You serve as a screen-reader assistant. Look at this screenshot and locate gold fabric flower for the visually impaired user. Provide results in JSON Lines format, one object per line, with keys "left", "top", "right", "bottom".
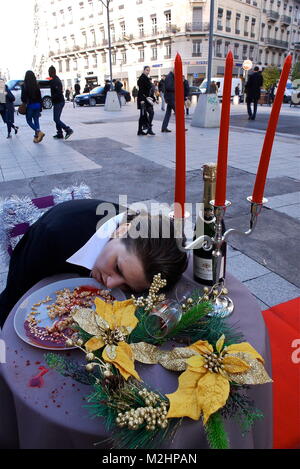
{"left": 72, "top": 297, "right": 141, "bottom": 381}
{"left": 166, "top": 335, "right": 272, "bottom": 424}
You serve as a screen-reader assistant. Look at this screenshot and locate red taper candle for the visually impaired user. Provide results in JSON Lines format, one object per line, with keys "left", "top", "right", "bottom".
{"left": 252, "top": 55, "right": 292, "bottom": 204}
{"left": 174, "top": 53, "right": 186, "bottom": 218}
{"left": 215, "top": 51, "right": 233, "bottom": 206}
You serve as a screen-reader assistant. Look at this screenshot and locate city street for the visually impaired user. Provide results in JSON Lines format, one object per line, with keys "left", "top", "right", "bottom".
{"left": 0, "top": 100, "right": 299, "bottom": 310}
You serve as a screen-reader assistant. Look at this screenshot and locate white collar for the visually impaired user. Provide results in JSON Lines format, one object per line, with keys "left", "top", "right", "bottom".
{"left": 66, "top": 212, "right": 125, "bottom": 270}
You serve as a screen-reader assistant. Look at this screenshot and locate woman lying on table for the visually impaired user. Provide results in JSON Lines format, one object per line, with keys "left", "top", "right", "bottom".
{"left": 0, "top": 199, "right": 188, "bottom": 327}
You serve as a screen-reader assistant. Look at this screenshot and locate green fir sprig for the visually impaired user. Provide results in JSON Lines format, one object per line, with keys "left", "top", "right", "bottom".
{"left": 205, "top": 412, "right": 230, "bottom": 449}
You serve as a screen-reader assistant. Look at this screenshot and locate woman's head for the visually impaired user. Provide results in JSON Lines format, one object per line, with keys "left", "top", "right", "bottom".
{"left": 91, "top": 212, "right": 188, "bottom": 293}
{"left": 143, "top": 66, "right": 150, "bottom": 76}
{"left": 24, "top": 70, "right": 38, "bottom": 88}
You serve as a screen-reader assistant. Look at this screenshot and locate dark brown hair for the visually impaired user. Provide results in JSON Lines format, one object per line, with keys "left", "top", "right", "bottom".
{"left": 120, "top": 212, "right": 188, "bottom": 290}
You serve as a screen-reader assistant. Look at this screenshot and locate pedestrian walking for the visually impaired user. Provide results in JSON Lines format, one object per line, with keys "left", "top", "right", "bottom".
{"left": 183, "top": 76, "right": 190, "bottom": 116}
{"left": 103, "top": 79, "right": 111, "bottom": 101}
{"left": 209, "top": 81, "right": 218, "bottom": 94}
{"left": 0, "top": 84, "right": 18, "bottom": 139}
{"left": 83, "top": 84, "right": 89, "bottom": 93}
{"left": 161, "top": 71, "right": 175, "bottom": 133}
{"left": 268, "top": 84, "right": 275, "bottom": 106}
{"left": 132, "top": 86, "right": 138, "bottom": 103}
{"left": 48, "top": 65, "right": 73, "bottom": 140}
{"left": 114, "top": 79, "right": 123, "bottom": 106}
{"left": 65, "top": 88, "right": 70, "bottom": 101}
{"left": 245, "top": 66, "right": 264, "bottom": 120}
{"left": 137, "top": 66, "right": 155, "bottom": 136}
{"left": 21, "top": 70, "right": 44, "bottom": 143}
{"left": 159, "top": 76, "right": 166, "bottom": 111}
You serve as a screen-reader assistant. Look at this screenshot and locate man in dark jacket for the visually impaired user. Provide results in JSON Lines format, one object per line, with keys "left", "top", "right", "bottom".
{"left": 0, "top": 85, "right": 18, "bottom": 138}
{"left": 183, "top": 76, "right": 190, "bottom": 116}
{"left": 137, "top": 66, "right": 155, "bottom": 135}
{"left": 245, "top": 66, "right": 264, "bottom": 120}
{"left": 49, "top": 66, "right": 74, "bottom": 139}
{"left": 159, "top": 76, "right": 166, "bottom": 111}
{"left": 161, "top": 71, "right": 175, "bottom": 132}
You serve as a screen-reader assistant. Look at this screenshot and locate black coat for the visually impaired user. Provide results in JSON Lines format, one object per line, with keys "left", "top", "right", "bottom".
{"left": 137, "top": 73, "right": 152, "bottom": 109}
{"left": 184, "top": 80, "right": 190, "bottom": 100}
{"left": 0, "top": 199, "right": 121, "bottom": 327}
{"left": 164, "top": 72, "right": 175, "bottom": 106}
{"left": 50, "top": 75, "right": 65, "bottom": 104}
{"left": 245, "top": 71, "right": 263, "bottom": 101}
{"left": 21, "top": 83, "right": 42, "bottom": 106}
{"left": 1, "top": 86, "right": 15, "bottom": 124}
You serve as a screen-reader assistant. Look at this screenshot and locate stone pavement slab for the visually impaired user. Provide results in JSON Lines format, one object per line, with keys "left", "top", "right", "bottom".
{"left": 244, "top": 272, "right": 300, "bottom": 307}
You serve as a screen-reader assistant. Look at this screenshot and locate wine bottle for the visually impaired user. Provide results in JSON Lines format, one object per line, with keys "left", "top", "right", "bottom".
{"left": 193, "top": 163, "right": 227, "bottom": 286}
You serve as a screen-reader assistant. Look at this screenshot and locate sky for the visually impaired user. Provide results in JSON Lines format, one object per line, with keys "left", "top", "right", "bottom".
{"left": 0, "top": 0, "right": 35, "bottom": 79}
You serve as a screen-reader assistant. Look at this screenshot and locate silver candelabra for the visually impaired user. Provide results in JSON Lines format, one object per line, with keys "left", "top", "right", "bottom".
{"left": 184, "top": 197, "right": 267, "bottom": 317}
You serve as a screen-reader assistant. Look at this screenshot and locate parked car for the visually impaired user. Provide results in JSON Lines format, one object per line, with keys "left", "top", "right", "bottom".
{"left": 275, "top": 80, "right": 296, "bottom": 103}
{"left": 6, "top": 79, "right": 53, "bottom": 109}
{"left": 75, "top": 86, "right": 131, "bottom": 106}
{"left": 199, "top": 77, "right": 242, "bottom": 98}
{"left": 189, "top": 86, "right": 201, "bottom": 97}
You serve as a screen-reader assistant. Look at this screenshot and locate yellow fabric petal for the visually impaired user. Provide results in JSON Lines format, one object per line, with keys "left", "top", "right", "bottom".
{"left": 166, "top": 369, "right": 203, "bottom": 420}
{"left": 94, "top": 297, "right": 114, "bottom": 326}
{"left": 186, "top": 355, "right": 206, "bottom": 373}
{"left": 223, "top": 355, "right": 250, "bottom": 374}
{"left": 112, "top": 299, "right": 138, "bottom": 331}
{"left": 216, "top": 335, "right": 225, "bottom": 354}
{"left": 85, "top": 336, "right": 105, "bottom": 352}
{"left": 226, "top": 342, "right": 264, "bottom": 364}
{"left": 102, "top": 341, "right": 141, "bottom": 381}
{"left": 196, "top": 372, "right": 230, "bottom": 424}
{"left": 189, "top": 340, "right": 214, "bottom": 356}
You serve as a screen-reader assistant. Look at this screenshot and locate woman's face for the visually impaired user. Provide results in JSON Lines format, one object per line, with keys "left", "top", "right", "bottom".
{"left": 91, "top": 238, "right": 150, "bottom": 293}
{"left": 144, "top": 67, "right": 150, "bottom": 76}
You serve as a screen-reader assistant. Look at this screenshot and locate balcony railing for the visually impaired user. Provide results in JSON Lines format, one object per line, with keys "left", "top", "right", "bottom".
{"left": 264, "top": 37, "right": 289, "bottom": 48}
{"left": 266, "top": 10, "right": 280, "bottom": 21}
{"left": 186, "top": 22, "right": 210, "bottom": 32}
{"left": 280, "top": 15, "right": 291, "bottom": 25}
{"left": 294, "top": 42, "right": 300, "bottom": 50}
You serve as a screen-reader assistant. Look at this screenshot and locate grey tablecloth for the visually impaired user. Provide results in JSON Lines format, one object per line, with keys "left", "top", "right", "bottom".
{"left": 0, "top": 265, "right": 273, "bottom": 449}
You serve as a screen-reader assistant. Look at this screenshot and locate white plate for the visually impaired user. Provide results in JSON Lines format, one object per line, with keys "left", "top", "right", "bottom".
{"left": 14, "top": 277, "right": 126, "bottom": 351}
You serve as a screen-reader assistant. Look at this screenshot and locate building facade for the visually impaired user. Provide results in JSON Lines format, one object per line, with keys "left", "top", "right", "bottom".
{"left": 32, "top": 0, "right": 300, "bottom": 91}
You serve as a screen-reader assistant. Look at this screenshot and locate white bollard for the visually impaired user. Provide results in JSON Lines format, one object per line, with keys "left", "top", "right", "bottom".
{"left": 233, "top": 95, "right": 239, "bottom": 105}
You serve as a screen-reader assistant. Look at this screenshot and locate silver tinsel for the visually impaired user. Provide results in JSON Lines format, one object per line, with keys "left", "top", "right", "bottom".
{"left": 0, "top": 184, "right": 92, "bottom": 267}
{"left": 52, "top": 183, "right": 91, "bottom": 205}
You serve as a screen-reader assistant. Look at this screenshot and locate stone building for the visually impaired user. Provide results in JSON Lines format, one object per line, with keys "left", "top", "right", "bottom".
{"left": 32, "top": 0, "right": 300, "bottom": 91}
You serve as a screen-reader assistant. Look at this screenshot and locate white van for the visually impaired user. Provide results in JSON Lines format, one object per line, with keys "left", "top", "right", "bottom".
{"left": 199, "top": 77, "right": 242, "bottom": 98}
{"left": 6, "top": 79, "right": 53, "bottom": 109}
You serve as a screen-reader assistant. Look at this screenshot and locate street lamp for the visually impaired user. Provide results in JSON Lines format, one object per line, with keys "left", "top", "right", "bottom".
{"left": 99, "top": 0, "right": 113, "bottom": 90}
{"left": 206, "top": 0, "right": 215, "bottom": 94}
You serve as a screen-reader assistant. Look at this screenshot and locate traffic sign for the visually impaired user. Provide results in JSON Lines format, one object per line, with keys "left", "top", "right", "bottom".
{"left": 242, "top": 60, "right": 253, "bottom": 71}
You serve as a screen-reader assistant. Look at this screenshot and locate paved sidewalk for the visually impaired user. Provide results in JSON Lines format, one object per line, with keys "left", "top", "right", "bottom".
{"left": 0, "top": 101, "right": 299, "bottom": 310}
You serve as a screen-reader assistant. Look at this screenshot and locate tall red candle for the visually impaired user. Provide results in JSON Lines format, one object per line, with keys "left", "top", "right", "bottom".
{"left": 215, "top": 51, "right": 233, "bottom": 206}
{"left": 252, "top": 55, "right": 292, "bottom": 204}
{"left": 174, "top": 53, "right": 186, "bottom": 218}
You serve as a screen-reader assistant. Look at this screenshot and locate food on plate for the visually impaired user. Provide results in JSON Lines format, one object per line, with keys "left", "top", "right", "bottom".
{"left": 24, "top": 285, "right": 115, "bottom": 348}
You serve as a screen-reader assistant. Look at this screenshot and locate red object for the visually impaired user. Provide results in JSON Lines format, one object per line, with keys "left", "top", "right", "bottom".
{"left": 262, "top": 297, "right": 300, "bottom": 449}
{"left": 252, "top": 55, "right": 292, "bottom": 204}
{"left": 29, "top": 366, "right": 49, "bottom": 388}
{"left": 174, "top": 53, "right": 186, "bottom": 218}
{"left": 215, "top": 51, "right": 233, "bottom": 206}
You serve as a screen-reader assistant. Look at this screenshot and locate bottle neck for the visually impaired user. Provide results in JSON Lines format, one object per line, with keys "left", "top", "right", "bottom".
{"left": 203, "top": 179, "right": 216, "bottom": 212}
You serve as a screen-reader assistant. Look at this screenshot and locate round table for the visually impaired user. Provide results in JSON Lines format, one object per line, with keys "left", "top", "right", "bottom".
{"left": 0, "top": 266, "right": 273, "bottom": 449}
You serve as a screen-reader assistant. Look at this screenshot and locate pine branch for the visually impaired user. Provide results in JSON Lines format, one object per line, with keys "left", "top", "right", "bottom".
{"left": 44, "top": 353, "right": 96, "bottom": 385}
{"left": 205, "top": 412, "right": 230, "bottom": 449}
